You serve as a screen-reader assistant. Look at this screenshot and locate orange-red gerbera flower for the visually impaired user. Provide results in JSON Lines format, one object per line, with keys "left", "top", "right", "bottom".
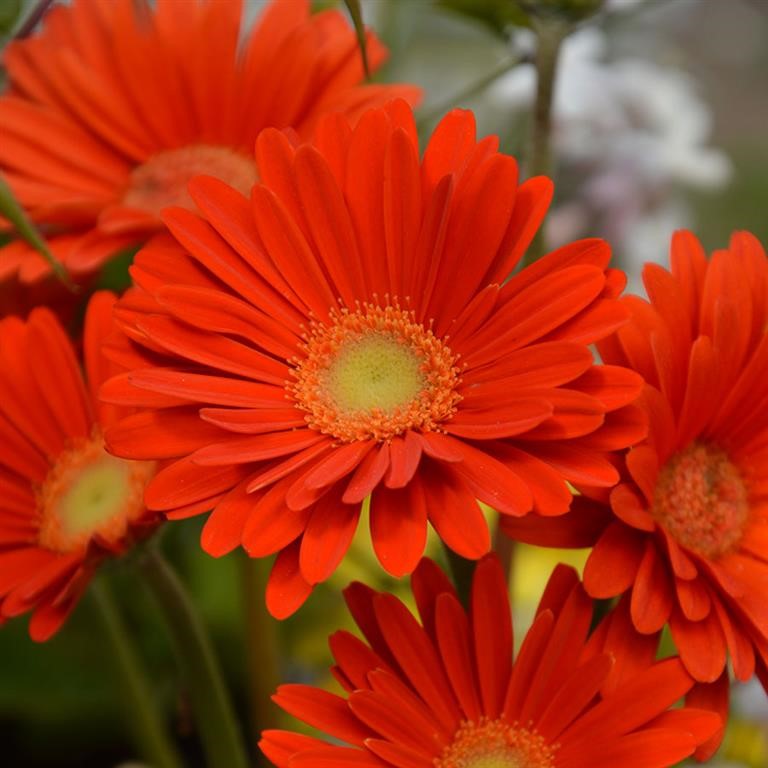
{"left": 0, "top": 0, "right": 419, "bottom": 284}
{"left": 547, "top": 231, "right": 768, "bottom": 757}
{"left": 103, "top": 100, "right": 644, "bottom": 617}
{"left": 259, "top": 555, "right": 720, "bottom": 768}
{"left": 0, "top": 293, "right": 159, "bottom": 640}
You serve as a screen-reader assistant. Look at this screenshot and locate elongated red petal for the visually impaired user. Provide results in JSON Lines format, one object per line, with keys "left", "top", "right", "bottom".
{"left": 299, "top": 491, "right": 359, "bottom": 584}
{"left": 471, "top": 556, "right": 512, "bottom": 718}
{"left": 266, "top": 541, "right": 313, "bottom": 619}
{"left": 370, "top": 482, "right": 427, "bottom": 577}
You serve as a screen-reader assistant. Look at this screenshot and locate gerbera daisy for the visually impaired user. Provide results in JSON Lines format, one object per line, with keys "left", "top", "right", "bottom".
{"left": 0, "top": 0, "right": 419, "bottom": 283}
{"left": 0, "top": 292, "right": 159, "bottom": 640}
{"left": 551, "top": 231, "right": 767, "bottom": 756}
{"left": 103, "top": 99, "right": 645, "bottom": 617}
{"left": 259, "top": 555, "right": 720, "bottom": 768}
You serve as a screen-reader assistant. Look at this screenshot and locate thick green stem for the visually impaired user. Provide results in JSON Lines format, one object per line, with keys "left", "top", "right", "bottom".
{"left": 444, "top": 547, "right": 476, "bottom": 608}
{"left": 523, "top": 16, "right": 568, "bottom": 267}
{"left": 139, "top": 545, "right": 249, "bottom": 768}
{"left": 240, "top": 554, "right": 280, "bottom": 756}
{"left": 91, "top": 578, "right": 183, "bottom": 768}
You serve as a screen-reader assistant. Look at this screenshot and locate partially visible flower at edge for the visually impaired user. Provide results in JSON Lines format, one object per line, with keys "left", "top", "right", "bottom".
{"left": 102, "top": 99, "right": 646, "bottom": 618}
{"left": 0, "top": 292, "right": 160, "bottom": 640}
{"left": 505, "top": 230, "right": 768, "bottom": 759}
{"left": 0, "top": 0, "right": 420, "bottom": 285}
{"left": 260, "top": 554, "right": 721, "bottom": 768}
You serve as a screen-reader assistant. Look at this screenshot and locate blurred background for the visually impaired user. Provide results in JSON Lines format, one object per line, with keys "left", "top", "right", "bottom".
{"left": 373, "top": 0, "right": 768, "bottom": 289}
{"left": 1, "top": 0, "right": 767, "bottom": 766}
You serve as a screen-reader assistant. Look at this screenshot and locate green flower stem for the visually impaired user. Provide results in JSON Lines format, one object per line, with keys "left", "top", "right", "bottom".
{"left": 492, "top": 519, "right": 516, "bottom": 586}
{"left": 13, "top": 0, "right": 54, "bottom": 39}
{"left": 444, "top": 547, "right": 476, "bottom": 608}
{"left": 139, "top": 544, "right": 249, "bottom": 768}
{"left": 523, "top": 15, "right": 569, "bottom": 267}
{"left": 91, "top": 578, "right": 183, "bottom": 768}
{"left": 240, "top": 554, "right": 280, "bottom": 751}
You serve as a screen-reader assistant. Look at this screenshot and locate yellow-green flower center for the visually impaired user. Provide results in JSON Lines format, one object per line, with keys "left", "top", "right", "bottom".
{"left": 435, "top": 719, "right": 556, "bottom": 768}
{"left": 325, "top": 334, "right": 425, "bottom": 413}
{"left": 290, "top": 303, "right": 461, "bottom": 442}
{"left": 652, "top": 441, "right": 749, "bottom": 559}
{"left": 37, "top": 430, "right": 155, "bottom": 554}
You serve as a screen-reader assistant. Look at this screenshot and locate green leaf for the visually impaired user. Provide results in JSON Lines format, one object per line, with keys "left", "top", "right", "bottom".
{"left": 0, "top": 174, "right": 75, "bottom": 289}
{"left": 342, "top": 0, "right": 370, "bottom": 79}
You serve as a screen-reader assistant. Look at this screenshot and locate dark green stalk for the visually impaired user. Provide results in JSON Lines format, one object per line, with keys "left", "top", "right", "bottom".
{"left": 444, "top": 546, "right": 476, "bottom": 608}
{"left": 138, "top": 545, "right": 249, "bottom": 768}
{"left": 13, "top": 0, "right": 53, "bottom": 39}
{"left": 91, "top": 578, "right": 183, "bottom": 768}
{"left": 522, "top": 15, "right": 569, "bottom": 266}
{"left": 492, "top": 519, "right": 516, "bottom": 587}
{"left": 240, "top": 554, "right": 280, "bottom": 759}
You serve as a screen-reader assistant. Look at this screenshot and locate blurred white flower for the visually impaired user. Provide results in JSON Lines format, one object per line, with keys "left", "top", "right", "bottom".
{"left": 607, "top": 60, "right": 731, "bottom": 188}
{"left": 616, "top": 199, "right": 693, "bottom": 292}
{"left": 493, "top": 24, "right": 731, "bottom": 272}
{"left": 498, "top": 26, "right": 730, "bottom": 188}
{"left": 734, "top": 679, "right": 768, "bottom": 721}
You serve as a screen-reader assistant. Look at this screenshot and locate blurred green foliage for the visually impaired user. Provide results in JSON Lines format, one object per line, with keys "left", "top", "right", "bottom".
{"left": 690, "top": 142, "right": 768, "bottom": 251}
{"left": 522, "top": 0, "right": 605, "bottom": 22}
{"left": 438, "top": 0, "right": 605, "bottom": 38}
{"left": 94, "top": 247, "right": 139, "bottom": 294}
{"left": 0, "top": 0, "right": 22, "bottom": 35}
{"left": 438, "top": 0, "right": 530, "bottom": 38}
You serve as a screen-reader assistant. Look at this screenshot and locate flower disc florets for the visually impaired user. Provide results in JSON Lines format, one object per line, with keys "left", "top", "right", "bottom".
{"left": 37, "top": 427, "right": 156, "bottom": 555}
{"left": 289, "top": 302, "right": 462, "bottom": 442}
{"left": 653, "top": 441, "right": 749, "bottom": 559}
{"left": 436, "top": 718, "right": 557, "bottom": 768}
